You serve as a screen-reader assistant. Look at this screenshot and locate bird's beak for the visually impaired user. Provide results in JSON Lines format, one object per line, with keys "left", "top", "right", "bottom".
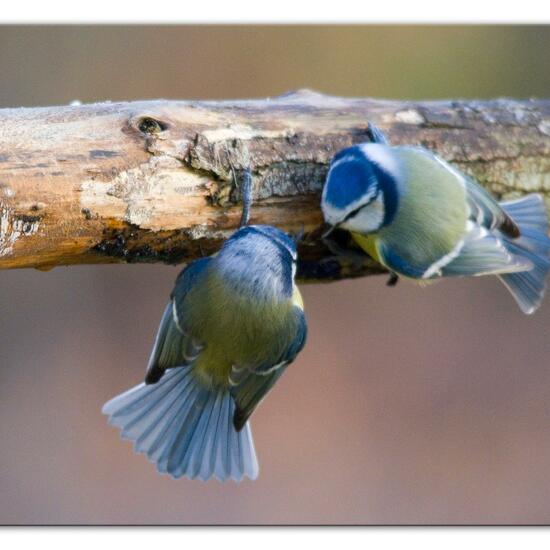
{"left": 321, "top": 224, "right": 338, "bottom": 239}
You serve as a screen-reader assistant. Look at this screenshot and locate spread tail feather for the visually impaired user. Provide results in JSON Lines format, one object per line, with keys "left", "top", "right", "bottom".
{"left": 102, "top": 367, "right": 259, "bottom": 481}
{"left": 499, "top": 194, "right": 550, "bottom": 314}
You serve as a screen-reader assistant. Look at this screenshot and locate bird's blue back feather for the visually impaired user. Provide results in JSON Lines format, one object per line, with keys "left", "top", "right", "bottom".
{"left": 379, "top": 243, "right": 427, "bottom": 278}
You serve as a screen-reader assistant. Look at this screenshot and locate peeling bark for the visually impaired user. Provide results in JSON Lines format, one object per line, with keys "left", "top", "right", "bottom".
{"left": 0, "top": 89, "right": 549, "bottom": 281}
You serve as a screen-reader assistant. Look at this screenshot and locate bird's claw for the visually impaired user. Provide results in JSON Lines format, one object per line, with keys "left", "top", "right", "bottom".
{"left": 386, "top": 272, "right": 399, "bottom": 286}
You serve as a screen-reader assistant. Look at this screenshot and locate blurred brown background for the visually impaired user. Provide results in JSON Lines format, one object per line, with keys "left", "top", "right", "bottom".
{"left": 0, "top": 25, "right": 549, "bottom": 525}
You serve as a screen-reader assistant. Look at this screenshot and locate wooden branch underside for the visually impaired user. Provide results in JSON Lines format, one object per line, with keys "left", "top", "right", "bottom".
{"left": 0, "top": 89, "right": 549, "bottom": 281}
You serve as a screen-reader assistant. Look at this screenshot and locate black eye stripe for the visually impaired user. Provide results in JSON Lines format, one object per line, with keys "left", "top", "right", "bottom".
{"left": 342, "top": 205, "right": 364, "bottom": 222}
{"left": 342, "top": 198, "right": 374, "bottom": 223}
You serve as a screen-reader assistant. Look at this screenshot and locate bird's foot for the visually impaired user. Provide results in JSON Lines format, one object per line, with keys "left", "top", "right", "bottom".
{"left": 386, "top": 272, "right": 399, "bottom": 287}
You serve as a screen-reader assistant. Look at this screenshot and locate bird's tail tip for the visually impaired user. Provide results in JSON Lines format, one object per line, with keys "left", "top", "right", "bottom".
{"left": 499, "top": 194, "right": 550, "bottom": 314}
{"left": 102, "top": 366, "right": 259, "bottom": 482}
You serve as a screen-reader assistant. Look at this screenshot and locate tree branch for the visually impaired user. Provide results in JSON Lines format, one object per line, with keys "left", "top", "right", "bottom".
{"left": 0, "top": 89, "right": 549, "bottom": 281}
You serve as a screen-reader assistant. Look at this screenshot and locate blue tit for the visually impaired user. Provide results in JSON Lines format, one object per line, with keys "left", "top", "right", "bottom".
{"left": 321, "top": 142, "right": 550, "bottom": 314}
{"left": 103, "top": 224, "right": 307, "bottom": 481}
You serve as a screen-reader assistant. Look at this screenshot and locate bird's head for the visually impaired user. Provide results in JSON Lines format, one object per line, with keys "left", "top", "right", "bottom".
{"left": 216, "top": 225, "right": 298, "bottom": 301}
{"left": 321, "top": 143, "right": 401, "bottom": 235}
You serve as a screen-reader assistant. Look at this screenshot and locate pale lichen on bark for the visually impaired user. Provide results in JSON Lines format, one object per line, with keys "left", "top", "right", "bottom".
{"left": 0, "top": 89, "right": 548, "bottom": 280}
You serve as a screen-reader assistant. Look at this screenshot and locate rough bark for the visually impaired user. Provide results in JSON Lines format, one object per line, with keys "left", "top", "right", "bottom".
{"left": 0, "top": 89, "right": 549, "bottom": 281}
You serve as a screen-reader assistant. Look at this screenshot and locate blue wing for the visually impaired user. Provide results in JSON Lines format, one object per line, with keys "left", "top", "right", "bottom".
{"left": 145, "top": 258, "right": 211, "bottom": 384}
{"left": 463, "top": 177, "right": 519, "bottom": 237}
{"left": 377, "top": 242, "right": 428, "bottom": 278}
{"left": 230, "top": 307, "right": 307, "bottom": 431}
{"left": 439, "top": 226, "right": 532, "bottom": 278}
{"left": 380, "top": 173, "right": 529, "bottom": 280}
{"left": 439, "top": 180, "right": 529, "bottom": 278}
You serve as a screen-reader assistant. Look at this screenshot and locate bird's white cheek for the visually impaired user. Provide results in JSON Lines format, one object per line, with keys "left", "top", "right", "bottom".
{"left": 321, "top": 201, "right": 343, "bottom": 227}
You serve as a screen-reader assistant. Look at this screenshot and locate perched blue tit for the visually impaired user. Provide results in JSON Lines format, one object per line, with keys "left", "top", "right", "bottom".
{"left": 321, "top": 142, "right": 550, "bottom": 313}
{"left": 103, "top": 225, "right": 307, "bottom": 481}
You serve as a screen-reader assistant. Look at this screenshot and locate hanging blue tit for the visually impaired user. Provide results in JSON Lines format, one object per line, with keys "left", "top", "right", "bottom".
{"left": 321, "top": 142, "right": 550, "bottom": 314}
{"left": 103, "top": 171, "right": 307, "bottom": 481}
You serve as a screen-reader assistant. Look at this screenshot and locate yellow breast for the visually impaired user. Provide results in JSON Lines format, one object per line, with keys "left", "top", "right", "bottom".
{"left": 292, "top": 284, "right": 304, "bottom": 310}
{"left": 351, "top": 232, "right": 382, "bottom": 264}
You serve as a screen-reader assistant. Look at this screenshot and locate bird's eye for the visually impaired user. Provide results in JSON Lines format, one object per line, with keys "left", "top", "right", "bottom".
{"left": 340, "top": 190, "right": 380, "bottom": 225}
{"left": 342, "top": 203, "right": 367, "bottom": 223}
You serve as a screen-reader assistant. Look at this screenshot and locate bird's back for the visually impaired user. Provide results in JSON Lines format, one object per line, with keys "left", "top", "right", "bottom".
{"left": 186, "top": 269, "right": 299, "bottom": 387}
{"left": 365, "top": 147, "right": 469, "bottom": 277}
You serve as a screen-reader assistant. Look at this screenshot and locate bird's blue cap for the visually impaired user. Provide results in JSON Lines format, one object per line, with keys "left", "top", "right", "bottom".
{"left": 324, "top": 146, "right": 379, "bottom": 210}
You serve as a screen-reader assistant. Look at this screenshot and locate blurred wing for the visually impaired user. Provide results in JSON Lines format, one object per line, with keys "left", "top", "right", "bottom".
{"left": 230, "top": 307, "right": 307, "bottom": 431}
{"left": 464, "top": 177, "right": 519, "bottom": 237}
{"left": 145, "top": 258, "right": 211, "bottom": 384}
{"left": 438, "top": 224, "right": 532, "bottom": 278}
{"left": 436, "top": 179, "right": 527, "bottom": 278}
